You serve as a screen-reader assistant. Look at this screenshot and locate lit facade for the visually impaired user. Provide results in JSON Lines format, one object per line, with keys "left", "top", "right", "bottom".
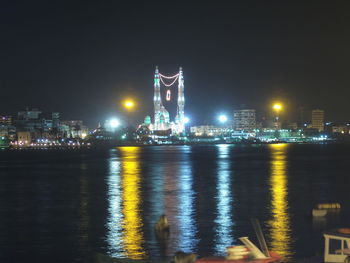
{"left": 190, "top": 125, "right": 230, "bottom": 137}
{"left": 311, "top": 109, "right": 324, "bottom": 132}
{"left": 233, "top": 109, "right": 256, "bottom": 131}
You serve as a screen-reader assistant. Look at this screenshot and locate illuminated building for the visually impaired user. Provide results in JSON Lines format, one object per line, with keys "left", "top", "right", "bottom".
{"left": 311, "top": 109, "right": 324, "bottom": 132}
{"left": 190, "top": 125, "right": 231, "bottom": 137}
{"left": 153, "top": 66, "right": 185, "bottom": 134}
{"left": 0, "top": 115, "right": 12, "bottom": 126}
{"left": 233, "top": 109, "right": 256, "bottom": 131}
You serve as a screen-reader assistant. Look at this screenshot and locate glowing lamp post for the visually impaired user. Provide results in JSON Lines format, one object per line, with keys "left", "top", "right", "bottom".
{"left": 123, "top": 100, "right": 135, "bottom": 110}
{"left": 218, "top": 114, "right": 228, "bottom": 124}
{"left": 273, "top": 103, "right": 282, "bottom": 130}
{"left": 110, "top": 119, "right": 120, "bottom": 129}
{"left": 217, "top": 114, "right": 229, "bottom": 138}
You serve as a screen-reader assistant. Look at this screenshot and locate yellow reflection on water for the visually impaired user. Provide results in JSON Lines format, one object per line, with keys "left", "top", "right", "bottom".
{"left": 268, "top": 144, "right": 293, "bottom": 259}
{"left": 119, "top": 147, "right": 146, "bottom": 259}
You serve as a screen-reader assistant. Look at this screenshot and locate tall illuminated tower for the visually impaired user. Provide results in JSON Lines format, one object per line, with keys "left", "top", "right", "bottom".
{"left": 177, "top": 67, "right": 185, "bottom": 133}
{"left": 153, "top": 66, "right": 161, "bottom": 130}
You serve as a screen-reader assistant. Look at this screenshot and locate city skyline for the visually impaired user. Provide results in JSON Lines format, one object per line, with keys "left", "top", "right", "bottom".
{"left": 2, "top": 1, "right": 350, "bottom": 125}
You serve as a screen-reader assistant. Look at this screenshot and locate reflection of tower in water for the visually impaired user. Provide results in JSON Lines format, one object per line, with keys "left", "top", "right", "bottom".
{"left": 268, "top": 144, "right": 293, "bottom": 260}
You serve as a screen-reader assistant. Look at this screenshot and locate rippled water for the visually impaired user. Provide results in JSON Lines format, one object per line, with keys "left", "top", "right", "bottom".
{"left": 0, "top": 144, "right": 350, "bottom": 262}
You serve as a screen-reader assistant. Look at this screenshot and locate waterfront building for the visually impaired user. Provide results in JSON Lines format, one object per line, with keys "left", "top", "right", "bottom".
{"left": 17, "top": 131, "right": 31, "bottom": 145}
{"left": 190, "top": 125, "right": 231, "bottom": 137}
{"left": 311, "top": 109, "right": 324, "bottom": 132}
{"left": 332, "top": 125, "right": 349, "bottom": 134}
{"left": 233, "top": 109, "right": 256, "bottom": 131}
{"left": 60, "top": 120, "right": 89, "bottom": 139}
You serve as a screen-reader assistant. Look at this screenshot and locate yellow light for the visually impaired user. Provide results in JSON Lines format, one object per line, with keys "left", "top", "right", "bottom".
{"left": 119, "top": 147, "right": 146, "bottom": 259}
{"left": 124, "top": 100, "right": 135, "bottom": 109}
{"left": 273, "top": 103, "right": 282, "bottom": 111}
{"left": 268, "top": 144, "right": 293, "bottom": 259}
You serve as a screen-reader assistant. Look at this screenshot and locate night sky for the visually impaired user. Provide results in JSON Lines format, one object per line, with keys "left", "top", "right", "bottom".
{"left": 1, "top": 1, "right": 350, "bottom": 126}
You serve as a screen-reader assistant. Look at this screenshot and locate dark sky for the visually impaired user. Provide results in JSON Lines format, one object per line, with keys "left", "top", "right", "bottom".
{"left": 1, "top": 1, "right": 350, "bottom": 126}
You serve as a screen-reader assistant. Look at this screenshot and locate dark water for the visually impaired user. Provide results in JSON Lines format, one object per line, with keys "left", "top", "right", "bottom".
{"left": 0, "top": 144, "right": 350, "bottom": 263}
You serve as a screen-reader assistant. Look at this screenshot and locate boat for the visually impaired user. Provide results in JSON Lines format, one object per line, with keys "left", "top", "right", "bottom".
{"left": 324, "top": 228, "right": 350, "bottom": 263}
{"left": 194, "top": 219, "right": 281, "bottom": 263}
{"left": 312, "top": 203, "right": 341, "bottom": 217}
{"left": 194, "top": 237, "right": 281, "bottom": 263}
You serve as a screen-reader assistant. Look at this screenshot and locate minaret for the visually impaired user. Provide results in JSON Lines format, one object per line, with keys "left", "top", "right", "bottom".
{"left": 177, "top": 67, "right": 185, "bottom": 133}
{"left": 154, "top": 66, "right": 162, "bottom": 130}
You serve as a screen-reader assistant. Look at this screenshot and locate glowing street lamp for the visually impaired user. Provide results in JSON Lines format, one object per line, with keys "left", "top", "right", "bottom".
{"left": 272, "top": 103, "right": 283, "bottom": 130}
{"left": 273, "top": 103, "right": 282, "bottom": 112}
{"left": 110, "top": 118, "right": 120, "bottom": 128}
{"left": 123, "top": 100, "right": 135, "bottom": 110}
{"left": 184, "top": 116, "right": 190, "bottom": 124}
{"left": 218, "top": 114, "right": 228, "bottom": 123}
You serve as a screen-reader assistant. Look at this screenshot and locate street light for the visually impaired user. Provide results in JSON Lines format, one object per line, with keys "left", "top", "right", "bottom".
{"left": 184, "top": 116, "right": 190, "bottom": 124}
{"left": 273, "top": 103, "right": 282, "bottom": 112}
{"left": 218, "top": 114, "right": 228, "bottom": 123}
{"left": 123, "top": 99, "right": 135, "bottom": 110}
{"left": 110, "top": 119, "right": 120, "bottom": 128}
{"left": 272, "top": 103, "right": 283, "bottom": 130}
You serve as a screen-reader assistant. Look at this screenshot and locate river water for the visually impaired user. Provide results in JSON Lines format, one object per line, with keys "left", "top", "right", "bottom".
{"left": 0, "top": 143, "right": 349, "bottom": 262}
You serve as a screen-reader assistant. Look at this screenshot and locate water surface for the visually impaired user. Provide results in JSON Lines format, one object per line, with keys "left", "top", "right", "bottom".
{"left": 0, "top": 144, "right": 349, "bottom": 262}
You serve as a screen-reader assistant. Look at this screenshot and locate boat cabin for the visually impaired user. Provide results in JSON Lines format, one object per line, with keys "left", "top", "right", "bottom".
{"left": 324, "top": 229, "right": 350, "bottom": 263}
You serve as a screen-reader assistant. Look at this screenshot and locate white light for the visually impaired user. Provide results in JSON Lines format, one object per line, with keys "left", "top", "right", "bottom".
{"left": 110, "top": 119, "right": 120, "bottom": 128}
{"left": 218, "top": 115, "right": 228, "bottom": 123}
{"left": 184, "top": 117, "right": 190, "bottom": 124}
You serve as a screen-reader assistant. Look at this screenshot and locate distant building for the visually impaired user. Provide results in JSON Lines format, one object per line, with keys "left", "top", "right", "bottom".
{"left": 233, "top": 109, "right": 256, "bottom": 131}
{"left": 332, "top": 125, "right": 349, "bottom": 134}
{"left": 0, "top": 115, "right": 12, "bottom": 126}
{"left": 190, "top": 125, "right": 230, "bottom": 137}
{"left": 17, "top": 108, "right": 42, "bottom": 120}
{"left": 60, "top": 120, "right": 88, "bottom": 138}
{"left": 52, "top": 112, "right": 60, "bottom": 128}
{"left": 17, "top": 131, "right": 31, "bottom": 145}
{"left": 311, "top": 109, "right": 324, "bottom": 132}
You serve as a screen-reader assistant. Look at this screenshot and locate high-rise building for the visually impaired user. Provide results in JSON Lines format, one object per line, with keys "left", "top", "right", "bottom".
{"left": 233, "top": 109, "right": 256, "bottom": 131}
{"left": 311, "top": 109, "right": 324, "bottom": 132}
{"left": 52, "top": 112, "right": 60, "bottom": 128}
{"left": 17, "top": 108, "right": 42, "bottom": 120}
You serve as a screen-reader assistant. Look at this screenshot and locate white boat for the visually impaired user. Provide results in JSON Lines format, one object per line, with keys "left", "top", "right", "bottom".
{"left": 312, "top": 209, "right": 327, "bottom": 217}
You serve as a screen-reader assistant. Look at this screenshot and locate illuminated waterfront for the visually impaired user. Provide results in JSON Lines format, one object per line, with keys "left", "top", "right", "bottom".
{"left": 0, "top": 144, "right": 349, "bottom": 262}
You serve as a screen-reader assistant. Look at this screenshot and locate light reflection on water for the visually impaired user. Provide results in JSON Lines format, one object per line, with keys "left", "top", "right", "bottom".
{"left": 268, "top": 144, "right": 293, "bottom": 260}
{"left": 105, "top": 145, "right": 301, "bottom": 260}
{"left": 176, "top": 147, "right": 198, "bottom": 252}
{"left": 107, "top": 147, "right": 146, "bottom": 259}
{"left": 214, "top": 144, "right": 234, "bottom": 254}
